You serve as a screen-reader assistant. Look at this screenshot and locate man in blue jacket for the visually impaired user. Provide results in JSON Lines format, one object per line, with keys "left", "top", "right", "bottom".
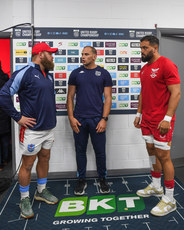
{"left": 0, "top": 43, "right": 59, "bottom": 219}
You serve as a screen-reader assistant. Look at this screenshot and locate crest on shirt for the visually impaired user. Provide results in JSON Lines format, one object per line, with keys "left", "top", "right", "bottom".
{"left": 27, "top": 144, "right": 35, "bottom": 152}
{"left": 150, "top": 68, "right": 159, "bottom": 78}
{"left": 95, "top": 71, "right": 101, "bottom": 77}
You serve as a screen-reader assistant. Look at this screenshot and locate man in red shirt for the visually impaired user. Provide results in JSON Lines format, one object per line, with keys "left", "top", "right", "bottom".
{"left": 134, "top": 35, "right": 181, "bottom": 216}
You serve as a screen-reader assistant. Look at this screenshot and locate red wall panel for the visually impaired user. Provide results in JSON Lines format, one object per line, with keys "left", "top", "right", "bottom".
{"left": 0, "top": 39, "right": 10, "bottom": 77}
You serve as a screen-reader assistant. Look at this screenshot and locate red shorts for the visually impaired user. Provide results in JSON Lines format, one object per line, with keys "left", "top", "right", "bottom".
{"left": 141, "top": 119, "right": 175, "bottom": 142}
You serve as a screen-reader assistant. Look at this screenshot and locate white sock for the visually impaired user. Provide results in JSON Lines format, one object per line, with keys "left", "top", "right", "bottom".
{"left": 152, "top": 177, "right": 161, "bottom": 190}
{"left": 37, "top": 183, "right": 46, "bottom": 193}
{"left": 20, "top": 191, "right": 29, "bottom": 200}
{"left": 165, "top": 187, "right": 174, "bottom": 202}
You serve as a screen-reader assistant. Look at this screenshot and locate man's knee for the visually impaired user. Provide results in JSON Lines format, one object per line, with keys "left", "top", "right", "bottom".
{"left": 21, "top": 155, "right": 36, "bottom": 171}
{"left": 38, "top": 148, "right": 50, "bottom": 162}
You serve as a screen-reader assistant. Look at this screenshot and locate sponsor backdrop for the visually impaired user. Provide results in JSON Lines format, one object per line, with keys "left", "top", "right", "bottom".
{"left": 13, "top": 27, "right": 156, "bottom": 115}
{"left": 0, "top": 174, "right": 184, "bottom": 230}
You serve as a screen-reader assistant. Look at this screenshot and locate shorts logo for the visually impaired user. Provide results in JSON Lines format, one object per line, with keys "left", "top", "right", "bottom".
{"left": 28, "top": 144, "right": 35, "bottom": 152}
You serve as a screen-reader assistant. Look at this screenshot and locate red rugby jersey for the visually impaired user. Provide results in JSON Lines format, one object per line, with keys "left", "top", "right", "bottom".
{"left": 140, "top": 56, "right": 180, "bottom": 123}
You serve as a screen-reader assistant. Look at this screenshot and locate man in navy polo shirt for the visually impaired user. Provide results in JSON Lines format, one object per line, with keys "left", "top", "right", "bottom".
{"left": 67, "top": 46, "right": 113, "bottom": 195}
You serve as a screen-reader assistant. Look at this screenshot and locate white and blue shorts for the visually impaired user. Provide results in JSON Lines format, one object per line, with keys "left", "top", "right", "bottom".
{"left": 19, "top": 127, "right": 55, "bottom": 156}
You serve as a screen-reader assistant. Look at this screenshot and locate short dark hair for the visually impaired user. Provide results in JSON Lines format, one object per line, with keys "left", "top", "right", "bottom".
{"left": 140, "top": 35, "right": 159, "bottom": 47}
{"left": 83, "top": 46, "right": 97, "bottom": 55}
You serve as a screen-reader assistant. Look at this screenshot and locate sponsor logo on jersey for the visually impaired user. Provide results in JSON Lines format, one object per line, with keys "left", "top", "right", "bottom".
{"left": 150, "top": 68, "right": 159, "bottom": 78}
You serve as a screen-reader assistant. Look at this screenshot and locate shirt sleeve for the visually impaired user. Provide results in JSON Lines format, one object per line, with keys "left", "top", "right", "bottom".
{"left": 103, "top": 69, "right": 113, "bottom": 87}
{"left": 163, "top": 58, "right": 181, "bottom": 85}
{"left": 68, "top": 70, "right": 77, "bottom": 85}
{"left": 0, "top": 68, "right": 27, "bottom": 122}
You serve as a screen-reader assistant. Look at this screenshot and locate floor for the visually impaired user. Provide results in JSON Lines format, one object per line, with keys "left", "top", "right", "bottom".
{"left": 1, "top": 172, "right": 184, "bottom": 230}
{"left": 0, "top": 160, "right": 184, "bottom": 203}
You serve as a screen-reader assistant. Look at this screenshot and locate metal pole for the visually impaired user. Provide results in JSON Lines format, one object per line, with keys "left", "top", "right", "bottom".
{"left": 31, "top": 0, "right": 34, "bottom": 48}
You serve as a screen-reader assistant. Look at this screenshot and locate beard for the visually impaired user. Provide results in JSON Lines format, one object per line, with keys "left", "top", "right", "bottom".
{"left": 41, "top": 54, "right": 54, "bottom": 71}
{"left": 141, "top": 50, "right": 154, "bottom": 62}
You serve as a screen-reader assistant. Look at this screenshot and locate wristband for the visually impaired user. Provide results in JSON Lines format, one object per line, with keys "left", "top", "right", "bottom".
{"left": 136, "top": 112, "right": 142, "bottom": 118}
{"left": 163, "top": 115, "right": 172, "bottom": 122}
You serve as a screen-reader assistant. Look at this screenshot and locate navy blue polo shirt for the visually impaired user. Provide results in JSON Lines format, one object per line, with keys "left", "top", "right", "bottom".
{"left": 68, "top": 65, "right": 113, "bottom": 118}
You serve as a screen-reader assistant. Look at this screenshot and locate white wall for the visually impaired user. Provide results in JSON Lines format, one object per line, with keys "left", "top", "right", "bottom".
{"left": 1, "top": 0, "right": 184, "bottom": 173}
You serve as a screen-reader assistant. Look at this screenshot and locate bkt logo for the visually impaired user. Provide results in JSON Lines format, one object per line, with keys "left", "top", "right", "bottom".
{"left": 55, "top": 194, "right": 145, "bottom": 217}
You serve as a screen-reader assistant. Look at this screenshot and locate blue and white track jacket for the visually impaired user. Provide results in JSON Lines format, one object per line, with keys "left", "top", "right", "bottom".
{"left": 0, "top": 62, "right": 56, "bottom": 131}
